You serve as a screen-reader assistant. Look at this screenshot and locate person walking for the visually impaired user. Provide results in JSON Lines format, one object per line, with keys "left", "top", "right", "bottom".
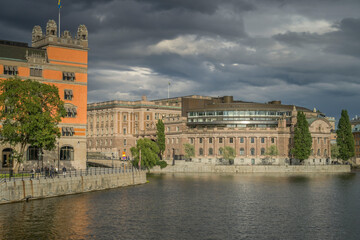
{"left": 62, "top": 166, "right": 67, "bottom": 177}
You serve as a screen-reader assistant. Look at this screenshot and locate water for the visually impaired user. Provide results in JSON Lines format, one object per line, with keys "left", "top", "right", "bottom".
{"left": 1, "top": 172, "right": 360, "bottom": 240}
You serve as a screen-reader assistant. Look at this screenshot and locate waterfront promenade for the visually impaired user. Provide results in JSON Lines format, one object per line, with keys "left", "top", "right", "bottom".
{"left": 151, "top": 161, "right": 351, "bottom": 173}
{"left": 0, "top": 167, "right": 146, "bottom": 205}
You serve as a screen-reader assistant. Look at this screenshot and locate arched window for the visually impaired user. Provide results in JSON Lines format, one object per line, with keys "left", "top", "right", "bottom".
{"left": 261, "top": 148, "right": 265, "bottom": 155}
{"left": 2, "top": 148, "right": 13, "bottom": 167}
{"left": 209, "top": 148, "right": 213, "bottom": 156}
{"left": 250, "top": 148, "right": 255, "bottom": 156}
{"left": 199, "top": 148, "right": 204, "bottom": 156}
{"left": 240, "top": 148, "right": 245, "bottom": 155}
{"left": 60, "top": 146, "right": 74, "bottom": 161}
{"left": 317, "top": 149, "right": 321, "bottom": 156}
{"left": 27, "top": 146, "right": 40, "bottom": 161}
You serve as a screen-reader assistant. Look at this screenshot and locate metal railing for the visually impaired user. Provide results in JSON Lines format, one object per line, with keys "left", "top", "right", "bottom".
{"left": 0, "top": 166, "right": 141, "bottom": 183}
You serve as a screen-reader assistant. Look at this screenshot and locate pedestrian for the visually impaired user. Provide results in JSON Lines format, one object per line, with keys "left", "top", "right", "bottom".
{"left": 31, "top": 168, "right": 35, "bottom": 179}
{"left": 36, "top": 167, "right": 40, "bottom": 179}
{"left": 62, "top": 166, "right": 67, "bottom": 177}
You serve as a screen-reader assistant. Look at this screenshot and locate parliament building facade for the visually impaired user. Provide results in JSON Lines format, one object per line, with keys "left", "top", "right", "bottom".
{"left": 88, "top": 95, "right": 335, "bottom": 165}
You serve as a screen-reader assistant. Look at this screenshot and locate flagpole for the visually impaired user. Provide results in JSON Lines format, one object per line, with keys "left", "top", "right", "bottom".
{"left": 168, "top": 82, "right": 170, "bottom": 98}
{"left": 58, "top": 6, "right": 61, "bottom": 37}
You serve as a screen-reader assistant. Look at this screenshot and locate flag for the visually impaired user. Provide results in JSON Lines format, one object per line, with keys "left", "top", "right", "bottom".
{"left": 58, "top": 0, "right": 62, "bottom": 9}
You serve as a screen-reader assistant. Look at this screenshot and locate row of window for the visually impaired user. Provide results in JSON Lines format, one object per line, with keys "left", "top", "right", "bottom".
{"left": 27, "top": 146, "right": 74, "bottom": 161}
{"left": 188, "top": 111, "right": 291, "bottom": 117}
{"left": 197, "top": 147, "right": 265, "bottom": 156}
{"left": 2, "top": 66, "right": 77, "bottom": 81}
{"left": 190, "top": 137, "right": 276, "bottom": 144}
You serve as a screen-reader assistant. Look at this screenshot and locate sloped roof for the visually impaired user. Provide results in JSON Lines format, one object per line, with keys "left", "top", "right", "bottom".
{"left": 0, "top": 41, "right": 45, "bottom": 61}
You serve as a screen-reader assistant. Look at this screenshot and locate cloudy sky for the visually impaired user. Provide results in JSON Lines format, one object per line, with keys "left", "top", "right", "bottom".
{"left": 1, "top": 0, "right": 359, "bottom": 120}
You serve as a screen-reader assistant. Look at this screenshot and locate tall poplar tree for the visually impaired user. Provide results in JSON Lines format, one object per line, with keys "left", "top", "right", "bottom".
{"left": 336, "top": 110, "right": 355, "bottom": 161}
{"left": 293, "top": 111, "right": 312, "bottom": 162}
{"left": 156, "top": 119, "right": 165, "bottom": 159}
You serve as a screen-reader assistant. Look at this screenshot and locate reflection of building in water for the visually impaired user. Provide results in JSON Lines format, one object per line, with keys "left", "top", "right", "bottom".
{"left": 0, "top": 20, "right": 88, "bottom": 170}
{"left": 88, "top": 95, "right": 334, "bottom": 165}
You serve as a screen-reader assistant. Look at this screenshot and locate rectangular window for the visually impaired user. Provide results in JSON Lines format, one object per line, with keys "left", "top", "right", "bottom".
{"left": 123, "top": 115, "right": 127, "bottom": 121}
{"left": 146, "top": 115, "right": 150, "bottom": 120}
{"left": 209, "top": 138, "right": 213, "bottom": 144}
{"left": 199, "top": 138, "right": 203, "bottom": 144}
{"left": 64, "top": 89, "right": 73, "bottom": 100}
{"left": 219, "top": 138, "right": 223, "bottom": 143}
{"left": 240, "top": 137, "right": 244, "bottom": 143}
{"left": 229, "top": 138, "right": 233, "bottom": 143}
{"left": 3, "top": 65, "right": 18, "bottom": 75}
{"left": 251, "top": 137, "right": 255, "bottom": 143}
{"left": 65, "top": 107, "right": 77, "bottom": 118}
{"left": 30, "top": 67, "right": 42, "bottom": 77}
{"left": 271, "top": 138, "right": 275, "bottom": 143}
{"left": 61, "top": 127, "right": 74, "bottom": 136}
{"left": 123, "top": 128, "right": 127, "bottom": 135}
{"left": 124, "top": 139, "right": 127, "bottom": 146}
{"left": 261, "top": 138, "right": 265, "bottom": 143}
{"left": 62, "top": 72, "right": 75, "bottom": 81}
{"left": 190, "top": 138, "right": 194, "bottom": 144}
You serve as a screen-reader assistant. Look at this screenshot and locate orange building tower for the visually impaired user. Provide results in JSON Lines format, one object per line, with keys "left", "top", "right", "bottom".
{"left": 0, "top": 20, "right": 88, "bottom": 170}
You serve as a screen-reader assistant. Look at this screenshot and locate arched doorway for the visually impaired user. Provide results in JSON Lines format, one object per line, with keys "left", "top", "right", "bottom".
{"left": 2, "top": 148, "right": 14, "bottom": 168}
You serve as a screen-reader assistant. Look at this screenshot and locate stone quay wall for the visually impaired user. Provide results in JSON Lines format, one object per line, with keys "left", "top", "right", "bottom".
{"left": 0, "top": 170, "right": 146, "bottom": 205}
{"left": 151, "top": 162, "right": 351, "bottom": 173}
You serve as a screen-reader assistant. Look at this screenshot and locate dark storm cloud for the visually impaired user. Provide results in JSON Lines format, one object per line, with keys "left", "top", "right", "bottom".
{"left": 1, "top": 0, "right": 360, "bottom": 120}
{"left": 273, "top": 18, "right": 360, "bottom": 58}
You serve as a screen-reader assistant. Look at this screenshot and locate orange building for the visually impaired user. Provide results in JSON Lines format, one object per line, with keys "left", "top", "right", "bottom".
{"left": 0, "top": 20, "right": 88, "bottom": 170}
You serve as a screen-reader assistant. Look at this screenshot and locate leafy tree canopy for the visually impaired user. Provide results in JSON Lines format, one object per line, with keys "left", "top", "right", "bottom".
{"left": 220, "top": 146, "right": 235, "bottom": 164}
{"left": 293, "top": 111, "right": 312, "bottom": 161}
{"left": 0, "top": 77, "right": 65, "bottom": 169}
{"left": 184, "top": 143, "right": 195, "bottom": 160}
{"left": 266, "top": 145, "right": 279, "bottom": 156}
{"left": 336, "top": 109, "right": 355, "bottom": 161}
{"left": 331, "top": 143, "right": 339, "bottom": 160}
{"left": 131, "top": 138, "right": 160, "bottom": 170}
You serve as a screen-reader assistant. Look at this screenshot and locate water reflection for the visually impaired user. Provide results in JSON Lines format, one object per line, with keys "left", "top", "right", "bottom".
{"left": 0, "top": 172, "right": 359, "bottom": 239}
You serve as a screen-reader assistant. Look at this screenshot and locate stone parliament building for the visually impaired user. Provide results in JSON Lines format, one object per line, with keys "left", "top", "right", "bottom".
{"left": 88, "top": 95, "right": 335, "bottom": 165}
{"left": 0, "top": 20, "right": 88, "bottom": 170}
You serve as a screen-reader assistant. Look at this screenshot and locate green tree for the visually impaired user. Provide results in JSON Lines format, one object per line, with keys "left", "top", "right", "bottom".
{"left": 336, "top": 109, "right": 355, "bottom": 161}
{"left": 331, "top": 143, "right": 339, "bottom": 160}
{"left": 184, "top": 143, "right": 195, "bottom": 160}
{"left": 266, "top": 145, "right": 279, "bottom": 156}
{"left": 220, "top": 146, "right": 235, "bottom": 164}
{"left": 156, "top": 119, "right": 165, "bottom": 159}
{"left": 131, "top": 138, "right": 161, "bottom": 170}
{"left": 0, "top": 77, "right": 65, "bottom": 171}
{"left": 293, "top": 111, "right": 312, "bottom": 162}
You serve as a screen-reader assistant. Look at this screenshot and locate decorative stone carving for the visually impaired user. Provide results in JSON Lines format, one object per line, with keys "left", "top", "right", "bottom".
{"left": 77, "top": 25, "right": 88, "bottom": 40}
{"left": 32, "top": 25, "right": 43, "bottom": 42}
{"left": 46, "top": 19, "right": 57, "bottom": 36}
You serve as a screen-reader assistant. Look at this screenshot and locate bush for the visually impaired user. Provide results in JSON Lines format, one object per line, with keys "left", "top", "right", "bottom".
{"left": 157, "top": 160, "right": 168, "bottom": 169}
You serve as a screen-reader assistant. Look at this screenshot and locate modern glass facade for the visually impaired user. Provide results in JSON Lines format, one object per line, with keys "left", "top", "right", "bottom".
{"left": 187, "top": 110, "right": 292, "bottom": 128}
